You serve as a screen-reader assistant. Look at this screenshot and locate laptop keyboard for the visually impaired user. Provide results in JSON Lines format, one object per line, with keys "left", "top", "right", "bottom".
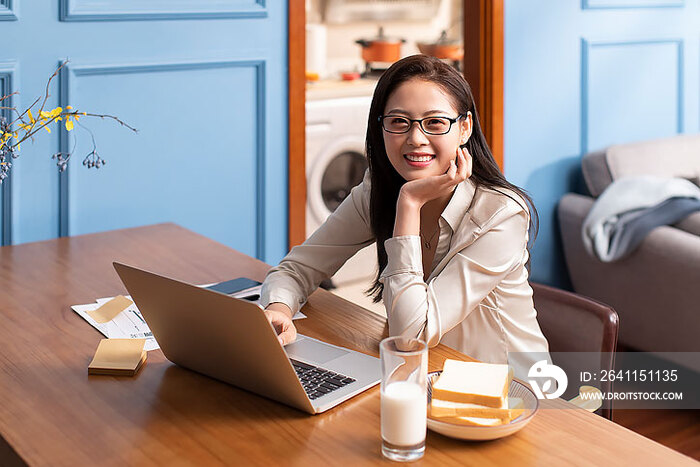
{"left": 290, "top": 359, "right": 356, "bottom": 400}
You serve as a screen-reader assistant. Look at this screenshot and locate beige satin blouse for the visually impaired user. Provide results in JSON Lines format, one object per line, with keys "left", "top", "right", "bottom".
{"left": 261, "top": 172, "right": 550, "bottom": 378}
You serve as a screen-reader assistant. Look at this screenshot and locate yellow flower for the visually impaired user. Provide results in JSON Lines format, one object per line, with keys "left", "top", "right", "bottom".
{"left": 44, "top": 126, "right": 51, "bottom": 134}
{"left": 66, "top": 106, "right": 73, "bottom": 110}
{"left": 39, "top": 108, "right": 63, "bottom": 120}
{"left": 41, "top": 107, "right": 63, "bottom": 120}
{"left": 27, "top": 109, "right": 35, "bottom": 124}
{"left": 65, "top": 120, "right": 74, "bottom": 131}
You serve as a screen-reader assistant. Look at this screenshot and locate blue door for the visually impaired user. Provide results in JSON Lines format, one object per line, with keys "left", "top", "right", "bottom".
{"left": 504, "top": 0, "right": 698, "bottom": 286}
{"left": 1, "top": 1, "right": 288, "bottom": 264}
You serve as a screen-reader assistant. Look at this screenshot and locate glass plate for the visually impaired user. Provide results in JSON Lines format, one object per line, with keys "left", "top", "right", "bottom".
{"left": 427, "top": 371, "right": 539, "bottom": 441}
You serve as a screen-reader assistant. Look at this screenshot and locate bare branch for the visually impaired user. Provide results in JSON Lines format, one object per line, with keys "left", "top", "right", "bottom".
{"left": 12, "top": 116, "right": 57, "bottom": 144}
{"left": 2, "top": 59, "right": 137, "bottom": 182}
{"left": 36, "top": 60, "right": 69, "bottom": 122}
{"left": 44, "top": 61, "right": 67, "bottom": 103}
{"left": 0, "top": 91, "right": 19, "bottom": 103}
{"left": 10, "top": 96, "right": 42, "bottom": 129}
{"left": 80, "top": 113, "right": 138, "bottom": 133}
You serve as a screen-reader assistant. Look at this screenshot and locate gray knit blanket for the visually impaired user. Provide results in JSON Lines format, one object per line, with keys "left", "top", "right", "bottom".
{"left": 582, "top": 176, "right": 700, "bottom": 262}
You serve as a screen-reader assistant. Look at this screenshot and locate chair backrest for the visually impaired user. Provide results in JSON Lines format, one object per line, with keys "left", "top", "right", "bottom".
{"left": 531, "top": 282, "right": 619, "bottom": 419}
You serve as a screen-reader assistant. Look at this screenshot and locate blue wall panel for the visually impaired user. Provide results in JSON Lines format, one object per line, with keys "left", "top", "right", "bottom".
{"left": 583, "top": 0, "right": 683, "bottom": 9}
{"left": 0, "top": 1, "right": 288, "bottom": 265}
{"left": 505, "top": 0, "right": 700, "bottom": 288}
{"left": 59, "top": 0, "right": 267, "bottom": 21}
{"left": 0, "top": 0, "right": 18, "bottom": 21}
{"left": 0, "top": 62, "right": 17, "bottom": 245}
{"left": 61, "top": 60, "right": 265, "bottom": 258}
{"left": 584, "top": 40, "right": 683, "bottom": 152}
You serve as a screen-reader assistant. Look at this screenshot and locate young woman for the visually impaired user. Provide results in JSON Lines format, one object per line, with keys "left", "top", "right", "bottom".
{"left": 261, "top": 55, "right": 549, "bottom": 376}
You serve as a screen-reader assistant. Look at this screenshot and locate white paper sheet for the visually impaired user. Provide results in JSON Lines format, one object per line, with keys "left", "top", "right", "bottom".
{"left": 72, "top": 298, "right": 160, "bottom": 351}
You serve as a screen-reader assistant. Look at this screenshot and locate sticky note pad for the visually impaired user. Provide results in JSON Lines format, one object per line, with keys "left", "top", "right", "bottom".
{"left": 88, "top": 338, "right": 147, "bottom": 376}
{"left": 88, "top": 295, "right": 133, "bottom": 323}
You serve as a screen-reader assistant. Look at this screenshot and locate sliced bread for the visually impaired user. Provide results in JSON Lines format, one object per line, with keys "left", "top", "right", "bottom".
{"left": 436, "top": 415, "right": 504, "bottom": 427}
{"left": 430, "top": 397, "right": 525, "bottom": 422}
{"left": 431, "top": 360, "right": 512, "bottom": 408}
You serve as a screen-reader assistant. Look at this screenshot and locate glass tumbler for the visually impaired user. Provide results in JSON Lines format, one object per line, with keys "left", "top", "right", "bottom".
{"left": 380, "top": 336, "right": 428, "bottom": 462}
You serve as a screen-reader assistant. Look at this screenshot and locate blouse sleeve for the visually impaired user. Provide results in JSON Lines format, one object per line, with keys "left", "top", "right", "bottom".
{"left": 261, "top": 172, "right": 374, "bottom": 314}
{"left": 379, "top": 203, "right": 529, "bottom": 347}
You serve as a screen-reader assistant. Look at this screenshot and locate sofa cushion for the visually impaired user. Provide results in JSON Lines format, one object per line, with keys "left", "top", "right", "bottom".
{"left": 582, "top": 134, "right": 700, "bottom": 197}
{"left": 674, "top": 211, "right": 700, "bottom": 236}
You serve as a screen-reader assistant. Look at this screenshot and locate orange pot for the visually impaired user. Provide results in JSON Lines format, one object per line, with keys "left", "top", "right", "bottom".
{"left": 355, "top": 27, "right": 405, "bottom": 63}
{"left": 417, "top": 30, "right": 464, "bottom": 61}
{"left": 417, "top": 42, "right": 464, "bottom": 61}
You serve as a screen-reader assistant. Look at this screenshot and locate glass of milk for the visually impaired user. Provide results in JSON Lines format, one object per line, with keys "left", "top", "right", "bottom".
{"left": 380, "top": 336, "right": 428, "bottom": 462}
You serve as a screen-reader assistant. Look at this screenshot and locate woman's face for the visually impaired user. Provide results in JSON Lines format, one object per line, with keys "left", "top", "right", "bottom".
{"left": 381, "top": 78, "right": 471, "bottom": 181}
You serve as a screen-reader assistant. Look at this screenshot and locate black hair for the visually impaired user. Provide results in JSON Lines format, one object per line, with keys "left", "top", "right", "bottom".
{"left": 365, "top": 54, "right": 538, "bottom": 303}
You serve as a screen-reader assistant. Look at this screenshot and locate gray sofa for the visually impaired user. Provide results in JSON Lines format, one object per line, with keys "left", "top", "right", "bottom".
{"left": 558, "top": 134, "right": 700, "bottom": 364}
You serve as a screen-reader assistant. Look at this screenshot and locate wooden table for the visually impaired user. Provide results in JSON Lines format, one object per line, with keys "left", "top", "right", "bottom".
{"left": 0, "top": 224, "right": 696, "bottom": 466}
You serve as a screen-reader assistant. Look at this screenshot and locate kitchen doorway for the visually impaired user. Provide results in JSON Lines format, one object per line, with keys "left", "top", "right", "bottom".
{"left": 288, "top": 0, "right": 503, "bottom": 245}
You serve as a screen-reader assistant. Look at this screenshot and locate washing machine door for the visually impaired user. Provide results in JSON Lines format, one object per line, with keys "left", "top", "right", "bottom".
{"left": 308, "top": 137, "right": 368, "bottom": 229}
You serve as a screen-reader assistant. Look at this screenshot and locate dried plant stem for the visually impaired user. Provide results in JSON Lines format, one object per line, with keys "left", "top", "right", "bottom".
{"left": 0, "top": 91, "right": 19, "bottom": 104}
{"left": 80, "top": 113, "right": 138, "bottom": 133}
{"left": 35, "top": 61, "right": 67, "bottom": 124}
{"left": 1, "top": 59, "right": 136, "bottom": 183}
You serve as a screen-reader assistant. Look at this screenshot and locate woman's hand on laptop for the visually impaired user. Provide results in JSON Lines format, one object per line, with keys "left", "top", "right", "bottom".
{"left": 264, "top": 302, "right": 297, "bottom": 346}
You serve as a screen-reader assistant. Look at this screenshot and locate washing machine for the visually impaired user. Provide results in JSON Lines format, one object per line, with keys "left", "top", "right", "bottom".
{"left": 306, "top": 95, "right": 378, "bottom": 287}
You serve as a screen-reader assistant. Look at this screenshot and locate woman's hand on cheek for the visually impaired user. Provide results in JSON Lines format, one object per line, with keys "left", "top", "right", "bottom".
{"left": 459, "top": 146, "right": 473, "bottom": 180}
{"left": 399, "top": 147, "right": 471, "bottom": 207}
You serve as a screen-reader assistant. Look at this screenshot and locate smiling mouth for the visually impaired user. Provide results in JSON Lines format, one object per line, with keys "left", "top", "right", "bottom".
{"left": 404, "top": 153, "right": 435, "bottom": 162}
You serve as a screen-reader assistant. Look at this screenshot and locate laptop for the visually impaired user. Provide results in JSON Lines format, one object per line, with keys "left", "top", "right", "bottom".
{"left": 113, "top": 262, "right": 381, "bottom": 414}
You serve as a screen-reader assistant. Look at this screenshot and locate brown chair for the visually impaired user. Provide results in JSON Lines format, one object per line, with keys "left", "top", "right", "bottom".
{"left": 531, "top": 282, "right": 619, "bottom": 420}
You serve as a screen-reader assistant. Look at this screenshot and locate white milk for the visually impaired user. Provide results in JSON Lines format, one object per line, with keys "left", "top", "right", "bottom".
{"left": 381, "top": 381, "right": 427, "bottom": 446}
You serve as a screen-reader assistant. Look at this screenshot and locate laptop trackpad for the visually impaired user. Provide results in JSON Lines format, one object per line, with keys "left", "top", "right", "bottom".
{"left": 285, "top": 336, "right": 348, "bottom": 364}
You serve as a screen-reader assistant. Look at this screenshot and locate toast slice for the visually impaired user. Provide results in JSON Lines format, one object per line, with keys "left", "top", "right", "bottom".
{"left": 430, "top": 397, "right": 525, "bottom": 422}
{"left": 432, "top": 360, "right": 512, "bottom": 408}
{"left": 436, "top": 415, "right": 504, "bottom": 427}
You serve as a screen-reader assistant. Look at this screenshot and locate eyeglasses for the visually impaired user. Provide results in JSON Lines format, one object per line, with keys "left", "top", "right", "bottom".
{"left": 379, "top": 114, "right": 463, "bottom": 135}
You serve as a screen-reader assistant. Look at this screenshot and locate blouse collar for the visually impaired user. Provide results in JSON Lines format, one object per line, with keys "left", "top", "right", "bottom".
{"left": 441, "top": 178, "right": 477, "bottom": 232}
